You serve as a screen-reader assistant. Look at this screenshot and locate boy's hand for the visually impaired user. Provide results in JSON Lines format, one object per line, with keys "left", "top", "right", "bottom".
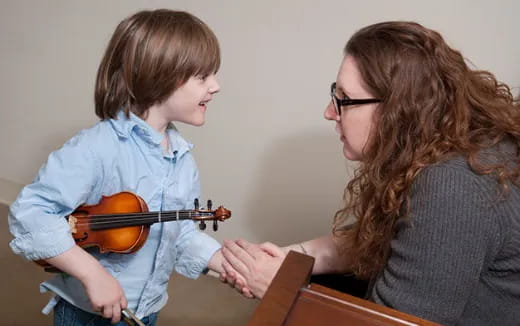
{"left": 82, "top": 266, "right": 128, "bottom": 324}
{"left": 45, "top": 245, "right": 128, "bottom": 324}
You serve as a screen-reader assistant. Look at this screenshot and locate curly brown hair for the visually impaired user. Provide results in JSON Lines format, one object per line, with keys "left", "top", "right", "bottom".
{"left": 333, "top": 21, "right": 520, "bottom": 279}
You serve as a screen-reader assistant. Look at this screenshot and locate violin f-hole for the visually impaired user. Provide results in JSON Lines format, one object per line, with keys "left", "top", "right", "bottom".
{"left": 77, "top": 232, "right": 89, "bottom": 242}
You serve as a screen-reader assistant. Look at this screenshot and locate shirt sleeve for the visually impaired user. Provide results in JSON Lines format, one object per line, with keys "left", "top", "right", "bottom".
{"left": 173, "top": 160, "right": 221, "bottom": 279}
{"left": 369, "top": 164, "right": 502, "bottom": 325}
{"left": 8, "top": 131, "right": 101, "bottom": 260}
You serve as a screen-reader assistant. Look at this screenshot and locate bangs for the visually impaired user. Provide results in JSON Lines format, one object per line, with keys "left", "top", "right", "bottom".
{"left": 185, "top": 26, "right": 221, "bottom": 77}
{"left": 158, "top": 14, "right": 221, "bottom": 85}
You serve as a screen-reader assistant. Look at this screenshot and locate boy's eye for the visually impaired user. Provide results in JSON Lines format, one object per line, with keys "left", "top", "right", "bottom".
{"left": 197, "top": 74, "right": 208, "bottom": 81}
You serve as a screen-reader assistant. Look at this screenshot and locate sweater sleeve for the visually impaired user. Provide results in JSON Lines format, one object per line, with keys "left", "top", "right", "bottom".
{"left": 369, "top": 164, "right": 502, "bottom": 325}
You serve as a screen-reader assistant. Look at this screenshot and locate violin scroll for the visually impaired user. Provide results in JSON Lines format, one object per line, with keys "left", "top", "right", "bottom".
{"left": 193, "top": 198, "right": 231, "bottom": 231}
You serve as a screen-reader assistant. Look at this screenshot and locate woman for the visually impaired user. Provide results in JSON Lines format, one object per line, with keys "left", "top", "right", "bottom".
{"left": 221, "top": 21, "right": 520, "bottom": 325}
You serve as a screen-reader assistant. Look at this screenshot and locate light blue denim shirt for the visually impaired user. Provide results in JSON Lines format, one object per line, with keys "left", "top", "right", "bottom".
{"left": 8, "top": 111, "right": 221, "bottom": 318}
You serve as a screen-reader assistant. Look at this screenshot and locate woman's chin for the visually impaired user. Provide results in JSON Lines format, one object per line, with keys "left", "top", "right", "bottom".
{"left": 342, "top": 146, "right": 361, "bottom": 161}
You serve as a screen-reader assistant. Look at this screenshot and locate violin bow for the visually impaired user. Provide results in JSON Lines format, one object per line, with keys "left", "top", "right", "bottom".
{"left": 122, "top": 308, "right": 145, "bottom": 326}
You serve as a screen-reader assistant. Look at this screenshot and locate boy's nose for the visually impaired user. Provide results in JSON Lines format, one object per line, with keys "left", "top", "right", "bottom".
{"left": 208, "top": 75, "right": 220, "bottom": 94}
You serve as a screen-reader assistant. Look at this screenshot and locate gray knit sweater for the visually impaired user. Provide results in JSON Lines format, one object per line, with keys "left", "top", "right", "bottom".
{"left": 369, "top": 153, "right": 520, "bottom": 325}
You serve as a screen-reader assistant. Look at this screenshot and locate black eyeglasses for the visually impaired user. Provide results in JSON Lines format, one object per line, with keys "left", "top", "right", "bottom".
{"left": 330, "top": 82, "right": 381, "bottom": 115}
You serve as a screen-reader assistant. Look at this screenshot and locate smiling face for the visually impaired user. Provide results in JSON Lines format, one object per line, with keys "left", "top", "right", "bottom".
{"left": 150, "top": 73, "right": 221, "bottom": 127}
{"left": 324, "top": 55, "right": 378, "bottom": 161}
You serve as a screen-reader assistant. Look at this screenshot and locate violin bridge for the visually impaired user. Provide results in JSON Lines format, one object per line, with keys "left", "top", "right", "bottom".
{"left": 68, "top": 215, "right": 78, "bottom": 234}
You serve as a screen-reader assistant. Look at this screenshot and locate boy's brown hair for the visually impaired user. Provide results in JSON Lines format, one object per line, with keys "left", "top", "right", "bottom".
{"left": 95, "top": 9, "right": 220, "bottom": 119}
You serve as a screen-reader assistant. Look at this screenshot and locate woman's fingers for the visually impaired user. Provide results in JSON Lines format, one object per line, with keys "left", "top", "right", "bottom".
{"left": 222, "top": 260, "right": 238, "bottom": 287}
{"left": 219, "top": 271, "right": 227, "bottom": 282}
{"left": 260, "top": 241, "right": 285, "bottom": 257}
{"left": 236, "top": 239, "right": 265, "bottom": 259}
{"left": 222, "top": 243, "right": 251, "bottom": 275}
{"left": 221, "top": 239, "right": 287, "bottom": 299}
{"left": 235, "top": 275, "right": 246, "bottom": 289}
{"left": 242, "top": 286, "right": 254, "bottom": 299}
{"left": 222, "top": 256, "right": 256, "bottom": 298}
{"left": 223, "top": 240, "right": 256, "bottom": 265}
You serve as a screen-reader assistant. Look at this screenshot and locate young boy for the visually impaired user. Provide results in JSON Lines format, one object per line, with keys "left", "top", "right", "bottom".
{"left": 9, "top": 9, "right": 227, "bottom": 325}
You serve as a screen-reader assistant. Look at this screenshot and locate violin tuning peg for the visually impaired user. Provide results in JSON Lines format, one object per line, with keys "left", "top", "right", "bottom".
{"left": 194, "top": 198, "right": 199, "bottom": 210}
{"left": 207, "top": 199, "right": 212, "bottom": 210}
{"left": 199, "top": 221, "right": 206, "bottom": 230}
{"left": 213, "top": 220, "right": 218, "bottom": 231}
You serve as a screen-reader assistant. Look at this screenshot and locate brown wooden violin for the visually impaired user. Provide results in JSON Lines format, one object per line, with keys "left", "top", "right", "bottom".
{"left": 36, "top": 191, "right": 231, "bottom": 272}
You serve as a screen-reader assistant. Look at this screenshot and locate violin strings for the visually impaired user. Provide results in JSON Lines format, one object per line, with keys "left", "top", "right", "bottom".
{"left": 72, "top": 211, "right": 219, "bottom": 227}
{"left": 86, "top": 210, "right": 194, "bottom": 219}
{"left": 77, "top": 214, "right": 209, "bottom": 225}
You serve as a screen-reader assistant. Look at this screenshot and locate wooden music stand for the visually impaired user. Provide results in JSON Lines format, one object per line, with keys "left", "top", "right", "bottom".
{"left": 247, "top": 251, "right": 440, "bottom": 326}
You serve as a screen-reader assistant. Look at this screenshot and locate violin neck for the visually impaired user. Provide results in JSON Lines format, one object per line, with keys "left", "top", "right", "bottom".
{"left": 89, "top": 210, "right": 213, "bottom": 230}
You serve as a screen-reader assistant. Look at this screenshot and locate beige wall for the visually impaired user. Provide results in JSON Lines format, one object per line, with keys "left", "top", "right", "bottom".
{"left": 1, "top": 0, "right": 519, "bottom": 246}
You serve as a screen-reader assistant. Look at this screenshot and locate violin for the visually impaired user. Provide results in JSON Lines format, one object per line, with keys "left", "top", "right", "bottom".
{"left": 36, "top": 191, "right": 231, "bottom": 272}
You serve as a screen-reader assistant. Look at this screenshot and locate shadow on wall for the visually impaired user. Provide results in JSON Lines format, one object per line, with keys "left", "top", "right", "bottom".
{"left": 243, "top": 129, "right": 353, "bottom": 244}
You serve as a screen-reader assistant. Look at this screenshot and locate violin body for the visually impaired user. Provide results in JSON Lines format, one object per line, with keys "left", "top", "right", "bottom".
{"left": 71, "top": 191, "right": 150, "bottom": 254}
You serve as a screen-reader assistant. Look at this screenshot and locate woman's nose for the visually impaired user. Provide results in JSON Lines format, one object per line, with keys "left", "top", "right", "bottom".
{"left": 324, "top": 101, "right": 339, "bottom": 121}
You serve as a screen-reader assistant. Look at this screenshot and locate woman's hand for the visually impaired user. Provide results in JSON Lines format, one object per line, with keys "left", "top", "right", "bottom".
{"left": 209, "top": 248, "right": 255, "bottom": 298}
{"left": 221, "top": 239, "right": 286, "bottom": 299}
{"left": 219, "top": 268, "right": 255, "bottom": 299}
{"left": 219, "top": 235, "right": 346, "bottom": 300}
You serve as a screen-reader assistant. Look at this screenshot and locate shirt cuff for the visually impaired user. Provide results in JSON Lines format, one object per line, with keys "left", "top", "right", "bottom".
{"left": 10, "top": 223, "right": 76, "bottom": 261}
{"left": 175, "top": 232, "right": 221, "bottom": 279}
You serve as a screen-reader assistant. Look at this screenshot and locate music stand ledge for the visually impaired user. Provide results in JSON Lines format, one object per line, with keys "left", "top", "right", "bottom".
{"left": 247, "top": 251, "right": 440, "bottom": 326}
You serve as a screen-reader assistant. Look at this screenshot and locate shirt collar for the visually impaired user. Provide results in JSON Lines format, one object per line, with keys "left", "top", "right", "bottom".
{"left": 166, "top": 124, "right": 193, "bottom": 158}
{"left": 109, "top": 111, "right": 193, "bottom": 156}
